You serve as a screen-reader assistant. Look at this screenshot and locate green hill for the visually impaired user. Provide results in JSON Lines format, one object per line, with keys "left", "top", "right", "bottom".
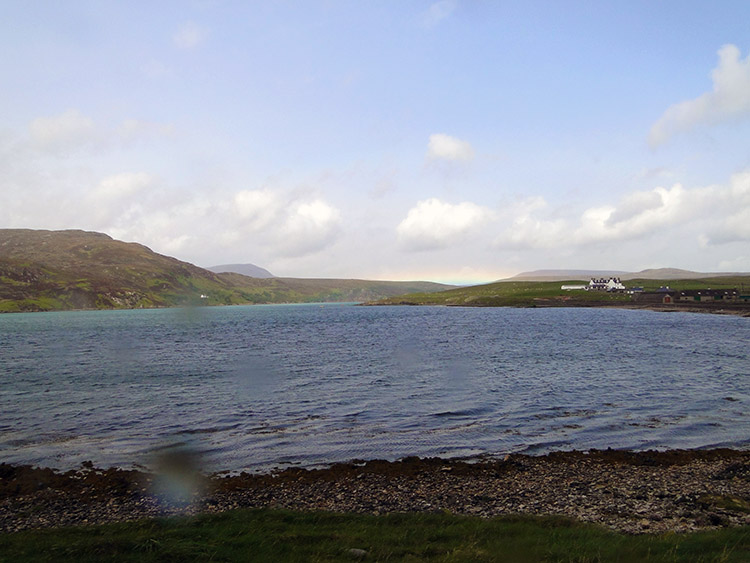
{"left": 370, "top": 277, "right": 750, "bottom": 308}
{"left": 0, "top": 229, "right": 452, "bottom": 313}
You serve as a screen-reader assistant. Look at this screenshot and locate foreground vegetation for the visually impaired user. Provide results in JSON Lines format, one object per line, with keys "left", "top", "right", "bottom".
{"left": 1, "top": 509, "right": 748, "bottom": 562}
{"left": 373, "top": 276, "right": 750, "bottom": 308}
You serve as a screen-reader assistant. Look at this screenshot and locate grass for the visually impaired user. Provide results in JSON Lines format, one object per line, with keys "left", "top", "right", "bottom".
{"left": 1, "top": 509, "right": 748, "bottom": 562}
{"left": 375, "top": 280, "right": 631, "bottom": 307}
{"left": 374, "top": 277, "right": 750, "bottom": 307}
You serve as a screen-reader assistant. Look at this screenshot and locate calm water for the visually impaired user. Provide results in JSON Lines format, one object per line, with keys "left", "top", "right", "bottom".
{"left": 1, "top": 304, "right": 748, "bottom": 472}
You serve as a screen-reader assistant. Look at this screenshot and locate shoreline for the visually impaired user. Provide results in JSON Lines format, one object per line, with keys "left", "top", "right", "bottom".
{"left": 4, "top": 299, "right": 750, "bottom": 317}
{"left": 370, "top": 300, "right": 750, "bottom": 317}
{"left": 2, "top": 448, "right": 749, "bottom": 535}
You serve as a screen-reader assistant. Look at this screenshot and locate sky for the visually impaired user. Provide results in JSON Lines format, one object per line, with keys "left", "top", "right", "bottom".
{"left": 2, "top": 1, "right": 750, "bottom": 284}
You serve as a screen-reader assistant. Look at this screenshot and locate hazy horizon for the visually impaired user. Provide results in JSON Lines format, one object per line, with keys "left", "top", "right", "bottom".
{"left": 3, "top": 2, "right": 750, "bottom": 285}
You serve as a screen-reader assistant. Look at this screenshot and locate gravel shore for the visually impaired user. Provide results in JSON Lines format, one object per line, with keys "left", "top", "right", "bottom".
{"left": 2, "top": 449, "right": 749, "bottom": 535}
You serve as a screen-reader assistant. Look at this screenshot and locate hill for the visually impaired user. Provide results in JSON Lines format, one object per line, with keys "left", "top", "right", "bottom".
{"left": 505, "top": 269, "right": 628, "bottom": 281}
{"left": 370, "top": 276, "right": 750, "bottom": 309}
{"left": 206, "top": 263, "right": 274, "bottom": 278}
{"left": 0, "top": 229, "right": 452, "bottom": 312}
{"left": 506, "top": 268, "right": 748, "bottom": 282}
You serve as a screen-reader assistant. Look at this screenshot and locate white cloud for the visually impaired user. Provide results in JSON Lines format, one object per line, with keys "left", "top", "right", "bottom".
{"left": 701, "top": 170, "right": 750, "bottom": 244}
{"left": 278, "top": 200, "right": 342, "bottom": 257}
{"left": 421, "top": 1, "right": 457, "bottom": 28}
{"left": 649, "top": 44, "right": 750, "bottom": 146}
{"left": 230, "top": 188, "right": 342, "bottom": 257}
{"left": 397, "top": 198, "right": 493, "bottom": 251}
{"left": 233, "top": 189, "right": 282, "bottom": 230}
{"left": 490, "top": 171, "right": 750, "bottom": 253}
{"left": 492, "top": 197, "right": 568, "bottom": 250}
{"left": 94, "top": 172, "right": 154, "bottom": 200}
{"left": 427, "top": 133, "right": 474, "bottom": 161}
{"left": 173, "top": 21, "right": 208, "bottom": 49}
{"left": 85, "top": 172, "right": 159, "bottom": 230}
{"left": 579, "top": 184, "right": 689, "bottom": 242}
{"left": 29, "top": 109, "right": 97, "bottom": 152}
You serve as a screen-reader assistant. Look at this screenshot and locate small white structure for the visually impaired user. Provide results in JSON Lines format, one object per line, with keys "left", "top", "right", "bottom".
{"left": 561, "top": 284, "right": 587, "bottom": 290}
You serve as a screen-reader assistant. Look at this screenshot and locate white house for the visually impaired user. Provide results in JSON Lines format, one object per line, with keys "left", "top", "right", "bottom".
{"left": 588, "top": 277, "right": 625, "bottom": 292}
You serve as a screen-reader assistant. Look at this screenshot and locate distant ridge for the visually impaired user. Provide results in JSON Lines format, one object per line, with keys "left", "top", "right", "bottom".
{"left": 207, "top": 263, "right": 274, "bottom": 278}
{"left": 504, "top": 268, "right": 748, "bottom": 282}
{"left": 505, "top": 269, "right": 628, "bottom": 282}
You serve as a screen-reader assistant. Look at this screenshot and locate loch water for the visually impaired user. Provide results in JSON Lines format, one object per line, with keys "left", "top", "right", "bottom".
{"left": 1, "top": 304, "right": 748, "bottom": 472}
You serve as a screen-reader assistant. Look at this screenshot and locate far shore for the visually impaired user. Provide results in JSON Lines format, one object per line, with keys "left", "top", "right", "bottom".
{"left": 2, "top": 448, "right": 749, "bottom": 535}
{"left": 367, "top": 299, "right": 750, "bottom": 317}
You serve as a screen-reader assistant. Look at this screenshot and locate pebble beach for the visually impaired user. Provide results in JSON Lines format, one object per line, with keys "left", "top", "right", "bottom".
{"left": 2, "top": 449, "right": 749, "bottom": 535}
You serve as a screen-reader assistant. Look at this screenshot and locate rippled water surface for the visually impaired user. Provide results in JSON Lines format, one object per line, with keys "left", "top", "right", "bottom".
{"left": 1, "top": 304, "right": 748, "bottom": 472}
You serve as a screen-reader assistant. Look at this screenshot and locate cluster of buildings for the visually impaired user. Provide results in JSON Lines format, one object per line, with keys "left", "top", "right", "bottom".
{"left": 562, "top": 277, "right": 750, "bottom": 304}
{"left": 638, "top": 287, "right": 749, "bottom": 304}
{"left": 561, "top": 277, "right": 626, "bottom": 292}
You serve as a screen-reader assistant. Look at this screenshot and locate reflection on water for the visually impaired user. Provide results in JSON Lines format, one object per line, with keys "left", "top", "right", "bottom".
{"left": 1, "top": 304, "right": 748, "bottom": 472}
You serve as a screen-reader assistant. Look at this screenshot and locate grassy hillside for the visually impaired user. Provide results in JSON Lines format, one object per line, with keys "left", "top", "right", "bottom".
{"left": 371, "top": 276, "right": 750, "bottom": 308}
{"left": 0, "top": 229, "right": 451, "bottom": 312}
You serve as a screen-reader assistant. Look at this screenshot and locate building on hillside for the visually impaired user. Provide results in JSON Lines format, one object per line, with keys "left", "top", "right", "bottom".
{"left": 561, "top": 277, "right": 626, "bottom": 292}
{"left": 634, "top": 288, "right": 677, "bottom": 304}
{"left": 587, "top": 277, "right": 625, "bottom": 292}
{"left": 677, "top": 289, "right": 739, "bottom": 302}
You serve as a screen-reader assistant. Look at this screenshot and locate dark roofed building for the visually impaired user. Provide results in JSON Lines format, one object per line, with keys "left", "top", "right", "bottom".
{"left": 677, "top": 289, "right": 739, "bottom": 302}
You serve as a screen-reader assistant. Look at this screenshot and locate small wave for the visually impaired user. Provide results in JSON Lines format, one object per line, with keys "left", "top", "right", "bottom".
{"left": 533, "top": 408, "right": 597, "bottom": 420}
{"left": 431, "top": 406, "right": 491, "bottom": 418}
{"left": 4, "top": 433, "right": 78, "bottom": 448}
{"left": 173, "top": 423, "right": 242, "bottom": 435}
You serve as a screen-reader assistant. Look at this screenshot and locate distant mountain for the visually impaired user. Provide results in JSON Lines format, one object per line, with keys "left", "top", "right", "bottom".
{"left": 624, "top": 268, "right": 744, "bottom": 280}
{"left": 206, "top": 263, "right": 274, "bottom": 278}
{"left": 505, "top": 268, "right": 747, "bottom": 282}
{"left": 0, "top": 229, "right": 453, "bottom": 312}
{"left": 505, "top": 269, "right": 628, "bottom": 282}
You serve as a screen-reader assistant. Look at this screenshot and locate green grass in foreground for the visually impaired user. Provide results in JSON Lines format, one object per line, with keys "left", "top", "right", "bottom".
{"left": 1, "top": 509, "right": 748, "bottom": 562}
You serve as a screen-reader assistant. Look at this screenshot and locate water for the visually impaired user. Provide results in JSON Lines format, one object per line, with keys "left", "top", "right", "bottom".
{"left": 1, "top": 304, "right": 748, "bottom": 472}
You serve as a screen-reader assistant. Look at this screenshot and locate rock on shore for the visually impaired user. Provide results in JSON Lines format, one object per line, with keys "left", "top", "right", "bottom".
{"left": 1, "top": 449, "right": 749, "bottom": 535}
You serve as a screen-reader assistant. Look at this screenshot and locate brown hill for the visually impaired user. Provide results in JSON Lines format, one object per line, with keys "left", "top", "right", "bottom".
{"left": 0, "top": 229, "right": 452, "bottom": 312}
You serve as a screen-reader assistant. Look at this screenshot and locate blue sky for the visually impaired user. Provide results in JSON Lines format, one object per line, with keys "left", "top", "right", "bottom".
{"left": 2, "top": 1, "right": 750, "bottom": 283}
